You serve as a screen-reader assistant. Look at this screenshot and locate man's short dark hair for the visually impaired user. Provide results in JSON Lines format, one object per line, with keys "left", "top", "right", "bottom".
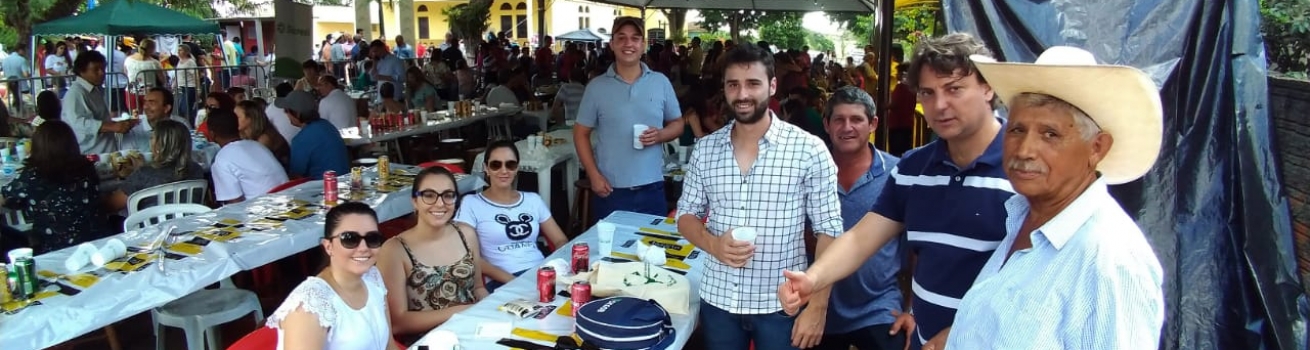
{"left": 319, "top": 75, "right": 339, "bottom": 88}
{"left": 276, "top": 82, "right": 294, "bottom": 98}
{"left": 379, "top": 82, "right": 395, "bottom": 99}
{"left": 207, "top": 109, "right": 240, "bottom": 139}
{"left": 905, "top": 33, "right": 993, "bottom": 91}
{"left": 722, "top": 43, "right": 776, "bottom": 80}
{"left": 73, "top": 50, "right": 106, "bottom": 75}
{"left": 301, "top": 59, "right": 319, "bottom": 71}
{"left": 370, "top": 40, "right": 386, "bottom": 49}
{"left": 823, "top": 86, "right": 877, "bottom": 121}
{"left": 148, "top": 87, "right": 174, "bottom": 108}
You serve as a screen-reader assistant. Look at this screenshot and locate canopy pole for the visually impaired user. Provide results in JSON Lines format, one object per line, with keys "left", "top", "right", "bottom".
{"left": 876, "top": 0, "right": 894, "bottom": 151}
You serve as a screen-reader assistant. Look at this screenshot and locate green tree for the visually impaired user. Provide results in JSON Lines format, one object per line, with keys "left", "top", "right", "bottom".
{"left": 1260, "top": 0, "right": 1310, "bottom": 77}
{"left": 699, "top": 10, "right": 797, "bottom": 42}
{"left": 830, "top": 7, "right": 937, "bottom": 47}
{"left": 758, "top": 13, "right": 806, "bottom": 50}
{"left": 805, "top": 31, "right": 835, "bottom": 52}
{"left": 442, "top": 0, "right": 491, "bottom": 54}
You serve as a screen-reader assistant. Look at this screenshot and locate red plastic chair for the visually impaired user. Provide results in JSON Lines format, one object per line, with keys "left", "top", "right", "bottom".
{"left": 417, "top": 161, "right": 466, "bottom": 174}
{"left": 227, "top": 327, "right": 406, "bottom": 350}
{"left": 267, "top": 178, "right": 312, "bottom": 194}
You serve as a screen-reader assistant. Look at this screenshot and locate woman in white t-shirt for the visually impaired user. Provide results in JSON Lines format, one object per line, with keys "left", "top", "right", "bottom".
{"left": 267, "top": 202, "right": 400, "bottom": 350}
{"left": 454, "top": 140, "right": 569, "bottom": 291}
{"left": 124, "top": 39, "right": 166, "bottom": 88}
{"left": 44, "top": 44, "right": 71, "bottom": 90}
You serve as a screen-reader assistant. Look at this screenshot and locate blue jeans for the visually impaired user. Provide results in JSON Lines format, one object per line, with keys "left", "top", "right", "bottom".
{"left": 485, "top": 269, "right": 526, "bottom": 292}
{"left": 699, "top": 301, "right": 800, "bottom": 350}
{"left": 591, "top": 181, "right": 667, "bottom": 223}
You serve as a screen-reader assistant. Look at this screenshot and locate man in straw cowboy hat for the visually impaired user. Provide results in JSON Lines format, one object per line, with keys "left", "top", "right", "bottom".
{"left": 928, "top": 46, "right": 1166, "bottom": 349}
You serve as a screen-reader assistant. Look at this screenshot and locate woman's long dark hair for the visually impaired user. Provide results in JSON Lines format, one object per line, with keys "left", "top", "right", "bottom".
{"left": 324, "top": 202, "right": 379, "bottom": 239}
{"left": 205, "top": 91, "right": 237, "bottom": 112}
{"left": 25, "top": 120, "right": 95, "bottom": 185}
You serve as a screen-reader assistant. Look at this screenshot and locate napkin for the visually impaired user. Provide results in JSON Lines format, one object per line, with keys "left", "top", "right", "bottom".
{"left": 636, "top": 241, "right": 668, "bottom": 266}
{"left": 64, "top": 243, "right": 97, "bottom": 271}
{"left": 90, "top": 238, "right": 127, "bottom": 267}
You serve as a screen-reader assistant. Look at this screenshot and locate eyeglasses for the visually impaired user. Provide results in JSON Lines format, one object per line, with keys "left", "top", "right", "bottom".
{"left": 413, "top": 189, "right": 458, "bottom": 205}
{"left": 330, "top": 231, "right": 384, "bottom": 249}
{"left": 487, "top": 160, "right": 518, "bottom": 172}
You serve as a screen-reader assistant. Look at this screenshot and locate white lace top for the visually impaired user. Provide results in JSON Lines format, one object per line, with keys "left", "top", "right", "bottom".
{"left": 268, "top": 266, "right": 391, "bottom": 350}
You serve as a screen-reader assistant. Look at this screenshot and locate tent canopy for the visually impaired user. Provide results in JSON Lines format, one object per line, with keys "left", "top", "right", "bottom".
{"left": 556, "top": 28, "right": 611, "bottom": 42}
{"left": 585, "top": 0, "right": 877, "bottom": 12}
{"left": 33, "top": 0, "right": 220, "bottom": 37}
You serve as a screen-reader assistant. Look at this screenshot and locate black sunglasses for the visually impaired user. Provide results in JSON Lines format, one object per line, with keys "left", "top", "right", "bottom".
{"left": 413, "top": 189, "right": 458, "bottom": 205}
{"left": 330, "top": 231, "right": 384, "bottom": 249}
{"left": 488, "top": 160, "right": 519, "bottom": 172}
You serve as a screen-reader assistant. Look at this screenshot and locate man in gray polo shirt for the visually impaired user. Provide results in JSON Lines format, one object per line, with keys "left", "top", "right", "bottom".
{"left": 574, "top": 16, "right": 684, "bottom": 222}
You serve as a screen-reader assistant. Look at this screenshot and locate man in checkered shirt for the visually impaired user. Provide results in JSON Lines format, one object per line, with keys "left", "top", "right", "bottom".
{"left": 676, "top": 43, "right": 843, "bottom": 350}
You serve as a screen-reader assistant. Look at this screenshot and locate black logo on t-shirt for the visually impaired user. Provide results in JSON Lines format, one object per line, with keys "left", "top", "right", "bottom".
{"left": 496, "top": 213, "right": 534, "bottom": 240}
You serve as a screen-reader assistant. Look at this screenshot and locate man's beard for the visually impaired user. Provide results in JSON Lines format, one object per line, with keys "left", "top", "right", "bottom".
{"left": 731, "top": 99, "right": 769, "bottom": 125}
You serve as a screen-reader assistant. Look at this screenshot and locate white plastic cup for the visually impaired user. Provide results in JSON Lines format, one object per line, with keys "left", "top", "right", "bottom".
{"left": 15, "top": 144, "right": 26, "bottom": 159}
{"left": 632, "top": 124, "right": 649, "bottom": 149}
{"left": 0, "top": 148, "right": 10, "bottom": 163}
{"left": 7, "top": 247, "right": 33, "bottom": 264}
{"left": 596, "top": 222, "right": 616, "bottom": 257}
{"left": 447, "top": 101, "right": 456, "bottom": 112}
{"left": 731, "top": 227, "right": 758, "bottom": 244}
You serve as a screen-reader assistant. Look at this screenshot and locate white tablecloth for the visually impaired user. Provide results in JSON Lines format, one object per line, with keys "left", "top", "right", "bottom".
{"left": 411, "top": 211, "right": 703, "bottom": 350}
{"left": 343, "top": 107, "right": 522, "bottom": 146}
{"left": 472, "top": 128, "right": 579, "bottom": 209}
{"left": 0, "top": 164, "right": 485, "bottom": 350}
{"left": 0, "top": 224, "right": 244, "bottom": 350}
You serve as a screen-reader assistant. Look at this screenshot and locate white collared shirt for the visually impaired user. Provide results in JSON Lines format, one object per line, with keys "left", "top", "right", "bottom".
{"left": 63, "top": 77, "right": 119, "bottom": 154}
{"left": 947, "top": 179, "right": 1165, "bottom": 348}
{"left": 676, "top": 113, "right": 843, "bottom": 315}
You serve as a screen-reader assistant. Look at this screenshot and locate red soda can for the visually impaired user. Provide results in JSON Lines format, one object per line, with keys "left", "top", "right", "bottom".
{"left": 537, "top": 266, "right": 556, "bottom": 302}
{"left": 572, "top": 243, "right": 590, "bottom": 274}
{"left": 86, "top": 154, "right": 100, "bottom": 163}
{"left": 323, "top": 170, "right": 338, "bottom": 205}
{"left": 570, "top": 281, "right": 591, "bottom": 316}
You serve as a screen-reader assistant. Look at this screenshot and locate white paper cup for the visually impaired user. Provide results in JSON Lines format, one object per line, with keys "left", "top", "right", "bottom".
{"left": 731, "top": 227, "right": 758, "bottom": 244}
{"left": 596, "top": 222, "right": 615, "bottom": 257}
{"left": 8, "top": 247, "right": 33, "bottom": 264}
{"left": 632, "top": 124, "right": 649, "bottom": 149}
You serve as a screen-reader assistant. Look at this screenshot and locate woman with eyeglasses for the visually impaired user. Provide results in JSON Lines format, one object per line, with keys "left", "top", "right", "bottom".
{"left": 267, "top": 202, "right": 400, "bottom": 350}
{"left": 377, "top": 166, "right": 489, "bottom": 337}
{"left": 455, "top": 140, "right": 568, "bottom": 292}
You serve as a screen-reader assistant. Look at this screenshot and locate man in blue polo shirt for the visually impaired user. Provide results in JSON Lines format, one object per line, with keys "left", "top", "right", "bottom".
{"left": 277, "top": 90, "right": 350, "bottom": 179}
{"left": 574, "top": 16, "right": 684, "bottom": 222}
{"left": 790, "top": 87, "right": 907, "bottom": 350}
{"left": 779, "top": 33, "right": 1013, "bottom": 350}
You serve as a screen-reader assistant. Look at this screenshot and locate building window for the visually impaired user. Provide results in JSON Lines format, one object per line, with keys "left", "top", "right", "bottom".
{"left": 516, "top": 15, "right": 528, "bottom": 38}
{"left": 579, "top": 17, "right": 585, "bottom": 30}
{"left": 417, "top": 5, "right": 428, "bottom": 12}
{"left": 516, "top": 2, "right": 526, "bottom": 10}
{"left": 578, "top": 5, "right": 584, "bottom": 12}
{"left": 501, "top": 15, "right": 513, "bottom": 37}
{"left": 500, "top": 3, "right": 512, "bottom": 10}
{"left": 418, "top": 17, "right": 430, "bottom": 39}
{"left": 585, "top": 18, "right": 591, "bottom": 28}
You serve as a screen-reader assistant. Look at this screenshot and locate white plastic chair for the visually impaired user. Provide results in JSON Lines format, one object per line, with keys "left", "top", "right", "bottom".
{"left": 1, "top": 209, "right": 32, "bottom": 232}
{"left": 127, "top": 179, "right": 209, "bottom": 216}
{"left": 123, "top": 203, "right": 213, "bottom": 232}
{"left": 129, "top": 204, "right": 263, "bottom": 350}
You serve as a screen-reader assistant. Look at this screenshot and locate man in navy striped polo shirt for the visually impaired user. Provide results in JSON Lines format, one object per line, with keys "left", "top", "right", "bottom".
{"left": 779, "top": 33, "right": 1013, "bottom": 350}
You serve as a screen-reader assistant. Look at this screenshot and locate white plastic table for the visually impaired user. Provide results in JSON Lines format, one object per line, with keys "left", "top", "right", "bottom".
{"left": 411, "top": 211, "right": 704, "bottom": 350}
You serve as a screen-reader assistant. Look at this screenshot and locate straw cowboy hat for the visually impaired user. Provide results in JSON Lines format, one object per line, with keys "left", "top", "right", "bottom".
{"left": 970, "top": 46, "right": 1163, "bottom": 185}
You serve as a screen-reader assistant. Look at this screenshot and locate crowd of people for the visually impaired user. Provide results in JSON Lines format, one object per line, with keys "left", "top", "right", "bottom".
{"left": 0, "top": 13, "right": 1169, "bottom": 349}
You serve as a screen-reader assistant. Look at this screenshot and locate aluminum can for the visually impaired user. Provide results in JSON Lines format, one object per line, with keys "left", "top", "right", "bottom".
{"left": 14, "top": 257, "right": 34, "bottom": 300}
{"left": 0, "top": 263, "right": 10, "bottom": 303}
{"left": 378, "top": 156, "right": 391, "bottom": 182}
{"left": 323, "top": 170, "right": 338, "bottom": 206}
{"left": 571, "top": 243, "right": 590, "bottom": 274}
{"left": 537, "top": 266, "right": 556, "bottom": 303}
{"left": 350, "top": 167, "right": 364, "bottom": 192}
{"left": 570, "top": 281, "right": 591, "bottom": 316}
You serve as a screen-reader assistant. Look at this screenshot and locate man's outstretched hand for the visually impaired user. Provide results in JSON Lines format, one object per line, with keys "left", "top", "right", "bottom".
{"left": 778, "top": 269, "right": 816, "bottom": 315}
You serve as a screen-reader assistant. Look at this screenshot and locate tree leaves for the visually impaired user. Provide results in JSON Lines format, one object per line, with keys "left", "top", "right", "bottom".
{"left": 1260, "top": 0, "right": 1310, "bottom": 76}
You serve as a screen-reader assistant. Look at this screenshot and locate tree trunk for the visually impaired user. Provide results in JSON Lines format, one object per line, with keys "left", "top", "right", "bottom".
{"left": 729, "top": 13, "right": 741, "bottom": 43}
{"left": 662, "top": 9, "right": 687, "bottom": 43}
{"left": 4, "top": 0, "right": 34, "bottom": 49}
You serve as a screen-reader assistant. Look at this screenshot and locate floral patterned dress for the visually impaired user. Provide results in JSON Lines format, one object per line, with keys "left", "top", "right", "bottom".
{"left": 2, "top": 166, "right": 110, "bottom": 254}
{"left": 397, "top": 225, "right": 478, "bottom": 311}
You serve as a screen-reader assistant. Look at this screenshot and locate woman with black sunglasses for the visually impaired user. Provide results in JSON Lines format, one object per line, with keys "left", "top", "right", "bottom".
{"left": 454, "top": 140, "right": 569, "bottom": 292}
{"left": 266, "top": 202, "right": 401, "bottom": 350}
{"left": 377, "top": 166, "right": 490, "bottom": 338}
